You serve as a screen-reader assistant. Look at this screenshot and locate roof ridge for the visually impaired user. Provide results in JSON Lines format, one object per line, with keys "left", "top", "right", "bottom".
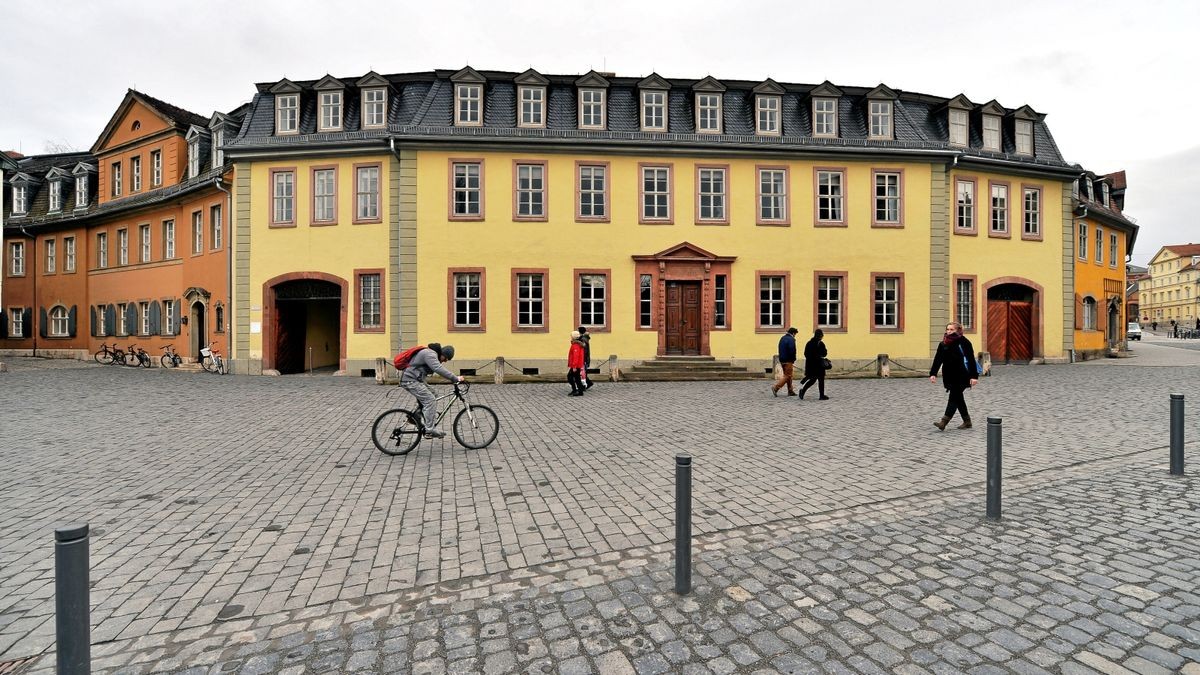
{"left": 130, "top": 89, "right": 209, "bottom": 128}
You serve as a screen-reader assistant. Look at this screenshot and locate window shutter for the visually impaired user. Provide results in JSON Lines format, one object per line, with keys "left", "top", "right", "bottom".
{"left": 125, "top": 304, "right": 137, "bottom": 335}
{"left": 174, "top": 299, "right": 182, "bottom": 335}
{"left": 68, "top": 306, "right": 77, "bottom": 338}
{"left": 1074, "top": 294, "right": 1082, "bottom": 330}
{"left": 150, "top": 301, "right": 161, "bottom": 335}
{"left": 105, "top": 305, "right": 116, "bottom": 337}
{"left": 90, "top": 306, "right": 97, "bottom": 337}
{"left": 0, "top": 309, "right": 8, "bottom": 339}
{"left": 23, "top": 309, "right": 32, "bottom": 338}
{"left": 39, "top": 307, "right": 48, "bottom": 339}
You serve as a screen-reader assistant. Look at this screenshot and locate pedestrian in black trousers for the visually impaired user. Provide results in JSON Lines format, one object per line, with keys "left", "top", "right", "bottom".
{"left": 798, "top": 329, "right": 829, "bottom": 400}
{"left": 930, "top": 321, "right": 979, "bottom": 430}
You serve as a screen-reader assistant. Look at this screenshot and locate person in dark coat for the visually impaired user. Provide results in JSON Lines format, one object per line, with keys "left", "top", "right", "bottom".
{"left": 798, "top": 329, "right": 829, "bottom": 400}
{"left": 772, "top": 327, "right": 799, "bottom": 396}
{"left": 929, "top": 322, "right": 979, "bottom": 430}
{"left": 577, "top": 326, "right": 593, "bottom": 389}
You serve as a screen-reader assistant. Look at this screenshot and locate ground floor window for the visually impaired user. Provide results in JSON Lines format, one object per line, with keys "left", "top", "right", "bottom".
{"left": 10, "top": 308, "right": 24, "bottom": 337}
{"left": 758, "top": 275, "right": 785, "bottom": 328}
{"left": 50, "top": 305, "right": 69, "bottom": 337}
{"left": 955, "top": 277, "right": 975, "bottom": 330}
{"left": 516, "top": 272, "right": 545, "bottom": 329}
{"left": 817, "top": 274, "right": 844, "bottom": 329}
{"left": 872, "top": 275, "right": 902, "bottom": 330}
{"left": 451, "top": 270, "right": 483, "bottom": 329}
{"left": 714, "top": 275, "right": 727, "bottom": 328}
{"left": 578, "top": 273, "right": 608, "bottom": 328}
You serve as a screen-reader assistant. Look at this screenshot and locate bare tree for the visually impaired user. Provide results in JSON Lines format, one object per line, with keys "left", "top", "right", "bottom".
{"left": 43, "top": 139, "right": 79, "bottom": 154}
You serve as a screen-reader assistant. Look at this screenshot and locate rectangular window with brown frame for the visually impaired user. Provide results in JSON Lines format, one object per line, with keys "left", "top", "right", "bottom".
{"left": 757, "top": 167, "right": 789, "bottom": 225}
{"left": 714, "top": 274, "right": 729, "bottom": 329}
{"left": 449, "top": 268, "right": 485, "bottom": 331}
{"left": 757, "top": 272, "right": 788, "bottom": 331}
{"left": 989, "top": 182, "right": 1010, "bottom": 237}
{"left": 696, "top": 165, "right": 728, "bottom": 224}
{"left": 815, "top": 273, "right": 847, "bottom": 331}
{"left": 44, "top": 239, "right": 56, "bottom": 274}
{"left": 513, "top": 161, "right": 546, "bottom": 221}
{"left": 355, "top": 270, "right": 384, "bottom": 332}
{"left": 1021, "top": 185, "right": 1042, "bottom": 240}
{"left": 312, "top": 166, "right": 337, "bottom": 225}
{"left": 512, "top": 269, "right": 548, "bottom": 332}
{"left": 638, "top": 273, "right": 654, "bottom": 329}
{"left": 955, "top": 178, "right": 976, "bottom": 235}
{"left": 270, "top": 169, "right": 295, "bottom": 226}
{"left": 576, "top": 162, "right": 609, "bottom": 222}
{"left": 64, "top": 236, "right": 75, "bottom": 272}
{"left": 872, "top": 170, "right": 903, "bottom": 227}
{"left": 639, "top": 164, "right": 672, "bottom": 223}
{"left": 354, "top": 164, "right": 381, "bottom": 223}
{"left": 954, "top": 275, "right": 976, "bottom": 332}
{"left": 575, "top": 270, "right": 610, "bottom": 331}
{"left": 814, "top": 169, "right": 845, "bottom": 226}
{"left": 449, "top": 160, "right": 483, "bottom": 220}
{"left": 871, "top": 273, "right": 904, "bottom": 332}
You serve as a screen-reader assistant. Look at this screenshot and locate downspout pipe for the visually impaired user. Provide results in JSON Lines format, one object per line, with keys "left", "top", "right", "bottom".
{"left": 212, "top": 177, "right": 232, "bottom": 365}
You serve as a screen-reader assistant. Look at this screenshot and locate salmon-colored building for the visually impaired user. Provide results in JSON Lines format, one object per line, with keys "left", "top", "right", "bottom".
{"left": 1, "top": 91, "right": 245, "bottom": 361}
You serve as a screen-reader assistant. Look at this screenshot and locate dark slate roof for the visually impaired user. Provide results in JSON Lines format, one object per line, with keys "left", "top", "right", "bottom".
{"left": 4, "top": 152, "right": 99, "bottom": 225}
{"left": 228, "top": 68, "right": 1074, "bottom": 173}
{"left": 132, "top": 89, "right": 210, "bottom": 130}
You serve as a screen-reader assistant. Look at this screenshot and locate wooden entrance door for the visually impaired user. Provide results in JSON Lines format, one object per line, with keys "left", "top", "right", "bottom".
{"left": 986, "top": 300, "right": 1033, "bottom": 363}
{"left": 664, "top": 281, "right": 702, "bottom": 355}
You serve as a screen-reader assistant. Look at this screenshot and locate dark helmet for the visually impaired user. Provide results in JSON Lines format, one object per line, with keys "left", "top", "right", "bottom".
{"left": 440, "top": 345, "right": 455, "bottom": 360}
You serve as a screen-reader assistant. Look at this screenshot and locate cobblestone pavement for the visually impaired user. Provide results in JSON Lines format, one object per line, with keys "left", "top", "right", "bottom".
{"left": 1, "top": 356, "right": 1198, "bottom": 673}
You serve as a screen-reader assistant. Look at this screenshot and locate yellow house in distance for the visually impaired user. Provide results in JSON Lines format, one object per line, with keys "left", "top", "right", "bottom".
{"left": 1070, "top": 170, "right": 1138, "bottom": 359}
{"left": 227, "top": 68, "right": 1089, "bottom": 376}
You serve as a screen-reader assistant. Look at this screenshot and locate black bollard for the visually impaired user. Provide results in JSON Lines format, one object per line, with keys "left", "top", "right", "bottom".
{"left": 1171, "top": 394, "right": 1185, "bottom": 476}
{"left": 55, "top": 523, "right": 90, "bottom": 674}
{"left": 675, "top": 454, "right": 692, "bottom": 595}
{"left": 986, "top": 418, "right": 1002, "bottom": 520}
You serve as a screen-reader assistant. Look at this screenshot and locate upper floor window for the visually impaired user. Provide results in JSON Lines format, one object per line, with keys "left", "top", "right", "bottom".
{"left": 362, "top": 88, "right": 387, "bottom": 129}
{"left": 64, "top": 237, "right": 75, "bottom": 272}
{"left": 1022, "top": 187, "right": 1040, "bottom": 238}
{"left": 313, "top": 168, "right": 336, "bottom": 223}
{"left": 319, "top": 91, "right": 343, "bottom": 131}
{"left": 949, "top": 109, "right": 968, "bottom": 146}
{"left": 1095, "top": 228, "right": 1103, "bottom": 264}
{"left": 982, "top": 115, "right": 1001, "bottom": 151}
{"left": 514, "top": 163, "right": 545, "bottom": 220}
{"left": 187, "top": 141, "right": 200, "bottom": 178}
{"left": 697, "top": 167, "right": 727, "bottom": 222}
{"left": 456, "top": 84, "right": 482, "bottom": 126}
{"left": 275, "top": 94, "right": 299, "bottom": 134}
{"left": 212, "top": 128, "right": 224, "bottom": 166}
{"left": 75, "top": 176, "right": 88, "bottom": 207}
{"left": 117, "top": 228, "right": 129, "bottom": 265}
{"left": 1078, "top": 222, "right": 1088, "bottom": 260}
{"left": 163, "top": 219, "right": 176, "bottom": 259}
{"left": 1101, "top": 183, "right": 1110, "bottom": 207}
{"left": 642, "top": 91, "right": 666, "bottom": 131}
{"left": 756, "top": 96, "right": 780, "bottom": 135}
{"left": 758, "top": 168, "right": 788, "bottom": 224}
{"left": 696, "top": 94, "right": 722, "bottom": 133}
{"left": 874, "top": 171, "right": 902, "bottom": 226}
{"left": 111, "top": 162, "right": 122, "bottom": 196}
{"left": 9, "top": 241, "right": 25, "bottom": 276}
{"left": 519, "top": 87, "right": 545, "bottom": 128}
{"left": 1015, "top": 120, "right": 1033, "bottom": 155}
{"left": 211, "top": 205, "right": 223, "bottom": 249}
{"left": 272, "top": 170, "right": 294, "bottom": 225}
{"left": 140, "top": 223, "right": 151, "bottom": 262}
{"left": 640, "top": 165, "right": 671, "bottom": 223}
{"left": 192, "top": 211, "right": 204, "bottom": 253}
{"left": 151, "top": 150, "right": 162, "bottom": 187}
{"left": 131, "top": 155, "right": 142, "bottom": 192}
{"left": 45, "top": 239, "right": 56, "bottom": 274}
{"left": 990, "top": 183, "right": 1008, "bottom": 235}
{"left": 451, "top": 161, "right": 482, "bottom": 218}
{"left": 12, "top": 185, "right": 27, "bottom": 214}
{"left": 813, "top": 98, "right": 837, "bottom": 137}
{"left": 96, "top": 232, "right": 108, "bottom": 269}
{"left": 955, "top": 179, "right": 975, "bottom": 233}
{"left": 577, "top": 163, "right": 608, "bottom": 221}
{"left": 1109, "top": 233, "right": 1118, "bottom": 268}
{"left": 869, "top": 101, "right": 893, "bottom": 139}
{"left": 49, "top": 181, "right": 62, "bottom": 211}
{"left": 579, "top": 89, "right": 605, "bottom": 130}
{"left": 816, "top": 170, "right": 844, "bottom": 225}
{"left": 355, "top": 165, "right": 380, "bottom": 223}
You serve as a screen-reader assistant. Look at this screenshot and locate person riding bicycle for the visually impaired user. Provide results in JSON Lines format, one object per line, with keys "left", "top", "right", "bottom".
{"left": 400, "top": 343, "right": 464, "bottom": 438}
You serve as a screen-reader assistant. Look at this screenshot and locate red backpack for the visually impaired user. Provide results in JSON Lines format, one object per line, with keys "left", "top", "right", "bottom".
{"left": 393, "top": 345, "right": 426, "bottom": 370}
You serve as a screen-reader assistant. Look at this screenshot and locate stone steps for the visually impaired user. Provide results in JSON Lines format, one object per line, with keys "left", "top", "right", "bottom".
{"left": 622, "top": 356, "right": 764, "bottom": 382}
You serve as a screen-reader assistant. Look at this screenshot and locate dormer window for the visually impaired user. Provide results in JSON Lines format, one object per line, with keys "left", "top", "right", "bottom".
{"left": 187, "top": 140, "right": 200, "bottom": 178}
{"left": 275, "top": 94, "right": 298, "bottom": 134}
{"left": 49, "top": 181, "right": 62, "bottom": 212}
{"left": 813, "top": 98, "right": 838, "bottom": 137}
{"left": 641, "top": 91, "right": 666, "bottom": 131}
{"left": 518, "top": 86, "right": 545, "bottom": 128}
{"left": 319, "top": 91, "right": 343, "bottom": 131}
{"left": 1101, "top": 183, "right": 1110, "bottom": 207}
{"left": 455, "top": 84, "right": 482, "bottom": 126}
{"left": 211, "top": 128, "right": 224, "bottom": 166}
{"left": 949, "top": 109, "right": 968, "bottom": 146}
{"left": 75, "top": 175, "right": 88, "bottom": 208}
{"left": 869, "top": 101, "right": 893, "bottom": 140}
{"left": 982, "top": 115, "right": 1001, "bottom": 151}
{"left": 579, "top": 89, "right": 606, "bottom": 130}
{"left": 12, "top": 185, "right": 27, "bottom": 214}
{"left": 1085, "top": 179, "right": 1094, "bottom": 202}
{"left": 756, "top": 96, "right": 781, "bottom": 135}
{"left": 362, "top": 88, "right": 387, "bottom": 129}
{"left": 696, "top": 94, "right": 722, "bottom": 133}
{"left": 1015, "top": 119, "right": 1033, "bottom": 155}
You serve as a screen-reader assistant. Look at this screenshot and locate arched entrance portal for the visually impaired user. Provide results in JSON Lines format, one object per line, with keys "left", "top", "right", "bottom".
{"left": 263, "top": 273, "right": 348, "bottom": 375}
{"left": 984, "top": 280, "right": 1041, "bottom": 364}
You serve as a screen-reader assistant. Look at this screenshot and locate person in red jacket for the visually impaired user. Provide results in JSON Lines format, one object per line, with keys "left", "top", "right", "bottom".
{"left": 567, "top": 331, "right": 586, "bottom": 396}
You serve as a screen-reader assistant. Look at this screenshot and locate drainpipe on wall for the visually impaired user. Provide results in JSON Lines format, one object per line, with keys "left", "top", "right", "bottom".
{"left": 212, "top": 176, "right": 232, "bottom": 367}
{"left": 19, "top": 222, "right": 36, "bottom": 358}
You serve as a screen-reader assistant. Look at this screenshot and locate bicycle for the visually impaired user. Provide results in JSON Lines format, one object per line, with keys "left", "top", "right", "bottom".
{"left": 200, "top": 342, "right": 225, "bottom": 374}
{"left": 94, "top": 342, "right": 124, "bottom": 365}
{"left": 371, "top": 381, "right": 499, "bottom": 456}
{"left": 160, "top": 344, "right": 183, "bottom": 368}
{"left": 124, "top": 344, "right": 152, "bottom": 368}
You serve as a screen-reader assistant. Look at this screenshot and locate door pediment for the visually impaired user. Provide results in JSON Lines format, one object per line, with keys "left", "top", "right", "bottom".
{"left": 632, "top": 241, "right": 736, "bottom": 263}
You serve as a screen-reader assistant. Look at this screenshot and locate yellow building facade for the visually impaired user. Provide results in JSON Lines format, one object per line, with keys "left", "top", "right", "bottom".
{"left": 1070, "top": 171, "right": 1138, "bottom": 357}
{"left": 1140, "top": 244, "right": 1200, "bottom": 330}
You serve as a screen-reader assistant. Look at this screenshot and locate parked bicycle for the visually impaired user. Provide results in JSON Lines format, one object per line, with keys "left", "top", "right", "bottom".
{"left": 93, "top": 342, "right": 125, "bottom": 366}
{"left": 125, "top": 344, "right": 152, "bottom": 368}
{"left": 200, "top": 342, "right": 225, "bottom": 374}
{"left": 371, "top": 381, "right": 499, "bottom": 456}
{"left": 160, "top": 344, "right": 183, "bottom": 368}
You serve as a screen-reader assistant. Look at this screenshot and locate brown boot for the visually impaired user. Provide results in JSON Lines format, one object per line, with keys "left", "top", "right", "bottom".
{"left": 956, "top": 417, "right": 972, "bottom": 429}
{"left": 934, "top": 416, "right": 951, "bottom": 431}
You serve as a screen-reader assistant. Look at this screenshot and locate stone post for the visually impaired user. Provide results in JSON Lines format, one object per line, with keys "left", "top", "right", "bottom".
{"left": 495, "top": 356, "right": 505, "bottom": 384}
{"left": 608, "top": 355, "right": 620, "bottom": 382}
{"left": 877, "top": 354, "right": 890, "bottom": 378}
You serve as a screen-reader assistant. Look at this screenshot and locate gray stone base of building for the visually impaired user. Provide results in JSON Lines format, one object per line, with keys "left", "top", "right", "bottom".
{"left": 0, "top": 348, "right": 87, "bottom": 360}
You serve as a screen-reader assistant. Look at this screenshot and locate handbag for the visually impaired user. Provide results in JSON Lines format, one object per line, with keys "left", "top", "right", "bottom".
{"left": 822, "top": 358, "right": 832, "bottom": 370}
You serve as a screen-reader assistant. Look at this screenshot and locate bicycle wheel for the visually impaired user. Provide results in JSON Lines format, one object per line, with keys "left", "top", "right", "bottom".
{"left": 201, "top": 356, "right": 217, "bottom": 373}
{"left": 371, "top": 408, "right": 423, "bottom": 456}
{"left": 161, "top": 354, "right": 175, "bottom": 368}
{"left": 123, "top": 353, "right": 140, "bottom": 367}
{"left": 95, "top": 349, "right": 114, "bottom": 365}
{"left": 453, "top": 404, "right": 499, "bottom": 449}
{"left": 110, "top": 351, "right": 125, "bottom": 366}
{"left": 140, "top": 354, "right": 152, "bottom": 368}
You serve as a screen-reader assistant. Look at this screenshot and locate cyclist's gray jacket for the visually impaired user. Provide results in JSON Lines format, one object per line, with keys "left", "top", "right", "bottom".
{"left": 401, "top": 348, "right": 456, "bottom": 384}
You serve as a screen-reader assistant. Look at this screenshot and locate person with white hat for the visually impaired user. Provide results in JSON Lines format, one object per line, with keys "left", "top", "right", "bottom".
{"left": 567, "top": 331, "right": 586, "bottom": 396}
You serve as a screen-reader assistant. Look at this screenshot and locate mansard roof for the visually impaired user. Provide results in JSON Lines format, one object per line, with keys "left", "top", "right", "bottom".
{"left": 229, "top": 67, "right": 1076, "bottom": 174}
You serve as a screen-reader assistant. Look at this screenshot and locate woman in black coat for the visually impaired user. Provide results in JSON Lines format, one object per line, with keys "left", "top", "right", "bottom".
{"left": 798, "top": 329, "right": 829, "bottom": 400}
{"left": 929, "top": 322, "right": 979, "bottom": 430}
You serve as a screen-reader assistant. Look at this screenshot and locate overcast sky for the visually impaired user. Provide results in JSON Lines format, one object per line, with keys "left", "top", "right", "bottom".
{"left": 2, "top": 0, "right": 1195, "bottom": 264}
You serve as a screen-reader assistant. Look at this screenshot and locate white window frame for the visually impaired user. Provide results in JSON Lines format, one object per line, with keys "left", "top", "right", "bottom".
{"left": 579, "top": 89, "right": 606, "bottom": 130}
{"left": 869, "top": 100, "right": 893, "bottom": 140}
{"left": 578, "top": 164, "right": 607, "bottom": 219}
{"left": 50, "top": 305, "right": 69, "bottom": 337}
{"left": 956, "top": 278, "right": 975, "bottom": 330}
{"left": 453, "top": 272, "right": 482, "bottom": 327}
{"left": 117, "top": 229, "right": 129, "bottom": 266}
{"left": 10, "top": 241, "right": 25, "bottom": 275}
{"left": 1015, "top": 120, "right": 1033, "bottom": 155}
{"left": 97, "top": 305, "right": 106, "bottom": 336}
{"left": 275, "top": 94, "right": 299, "bottom": 134}
{"left": 49, "top": 181, "right": 62, "bottom": 212}
{"left": 187, "top": 141, "right": 200, "bottom": 178}
{"left": 64, "top": 236, "right": 75, "bottom": 272}
{"left": 519, "top": 86, "right": 545, "bottom": 128}
{"left": 956, "top": 180, "right": 975, "bottom": 231}
{"left": 151, "top": 150, "right": 162, "bottom": 186}
{"left": 1109, "top": 233, "right": 1118, "bottom": 268}
{"left": 355, "top": 166, "right": 379, "bottom": 221}
{"left": 759, "top": 275, "right": 784, "bottom": 328}
{"left": 758, "top": 169, "right": 787, "bottom": 223}
{"left": 515, "top": 163, "right": 545, "bottom": 218}
{"left": 874, "top": 172, "right": 901, "bottom": 225}
{"left": 212, "top": 128, "right": 224, "bottom": 166}
{"left": 75, "top": 176, "right": 88, "bottom": 207}
{"left": 272, "top": 171, "right": 294, "bottom": 224}
{"left": 164, "top": 300, "right": 174, "bottom": 335}
{"left": 451, "top": 162, "right": 482, "bottom": 217}
{"left": 163, "top": 220, "right": 175, "bottom": 259}
{"left": 578, "top": 274, "right": 607, "bottom": 328}
{"left": 990, "top": 184, "right": 1008, "bottom": 234}
{"left": 362, "top": 88, "right": 387, "bottom": 129}
{"left": 982, "top": 115, "right": 1001, "bottom": 151}
{"left": 1101, "top": 183, "right": 1110, "bottom": 207}
{"left": 319, "top": 90, "right": 343, "bottom": 132}
{"left": 641, "top": 166, "right": 671, "bottom": 222}
{"left": 360, "top": 273, "right": 381, "bottom": 328}
{"left": 97, "top": 233, "right": 108, "bottom": 269}
{"left": 714, "top": 274, "right": 728, "bottom": 328}
{"left": 638, "top": 274, "right": 653, "bottom": 329}
{"left": 1022, "top": 187, "right": 1040, "bottom": 237}
{"left": 949, "top": 109, "right": 968, "bottom": 146}
{"left": 817, "top": 170, "right": 844, "bottom": 224}
{"left": 455, "top": 84, "right": 482, "bottom": 126}
{"left": 873, "top": 277, "right": 900, "bottom": 329}
{"left": 117, "top": 303, "right": 127, "bottom": 335}
{"left": 697, "top": 167, "right": 726, "bottom": 222}
{"left": 12, "top": 185, "right": 27, "bottom": 214}
{"left": 11, "top": 308, "right": 24, "bottom": 336}
{"left": 1083, "top": 297, "right": 1097, "bottom": 330}
{"left": 192, "top": 211, "right": 204, "bottom": 253}
{"left": 1096, "top": 228, "right": 1104, "bottom": 264}
{"left": 131, "top": 155, "right": 142, "bottom": 192}
{"left": 696, "top": 93, "right": 722, "bottom": 133}
{"left": 211, "top": 205, "right": 223, "bottom": 249}
{"left": 45, "top": 239, "right": 56, "bottom": 273}
{"left": 813, "top": 98, "right": 838, "bottom": 137}
{"left": 140, "top": 302, "right": 150, "bottom": 336}
{"left": 313, "top": 169, "right": 336, "bottom": 223}
{"left": 756, "top": 95, "right": 780, "bottom": 135}
{"left": 641, "top": 90, "right": 666, "bottom": 131}
{"left": 817, "top": 276, "right": 843, "bottom": 329}
{"left": 140, "top": 224, "right": 151, "bottom": 262}
{"left": 112, "top": 162, "right": 122, "bottom": 196}
{"left": 1078, "top": 222, "right": 1088, "bottom": 260}
{"left": 516, "top": 273, "right": 545, "bottom": 328}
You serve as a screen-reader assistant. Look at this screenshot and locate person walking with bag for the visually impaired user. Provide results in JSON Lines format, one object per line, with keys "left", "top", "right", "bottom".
{"left": 798, "top": 329, "right": 830, "bottom": 400}
{"left": 929, "top": 322, "right": 979, "bottom": 430}
{"left": 567, "top": 331, "right": 586, "bottom": 396}
{"left": 772, "top": 327, "right": 799, "bottom": 396}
